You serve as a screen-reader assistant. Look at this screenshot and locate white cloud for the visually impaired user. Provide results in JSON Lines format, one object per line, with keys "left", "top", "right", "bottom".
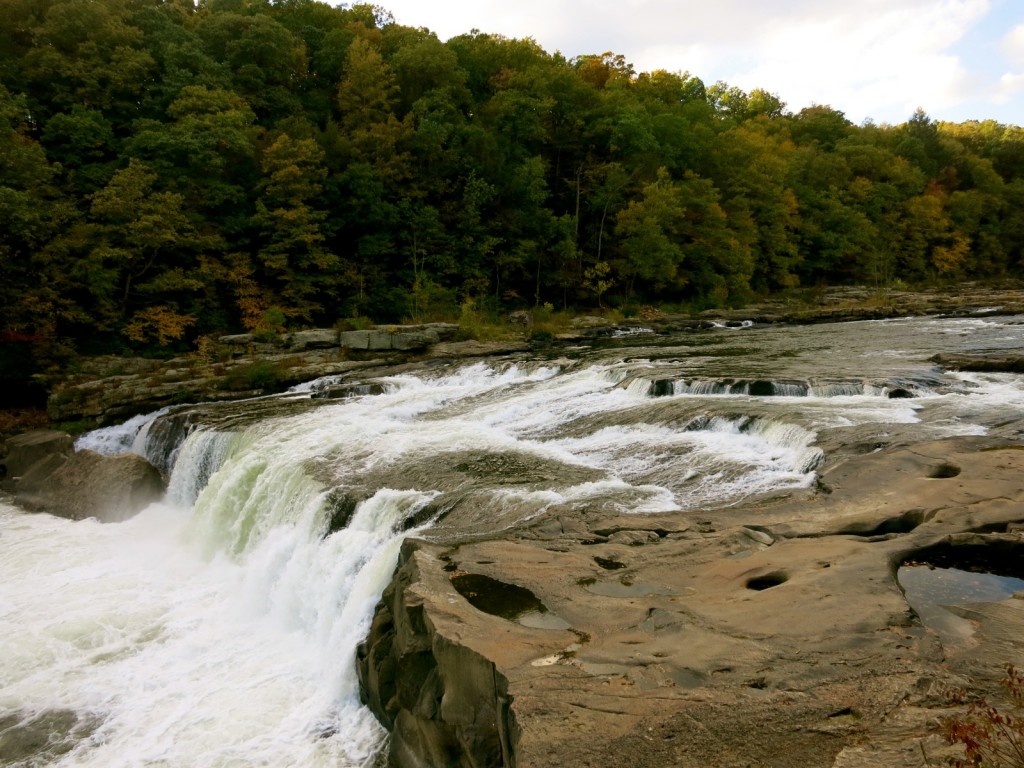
{"left": 380, "top": 0, "right": 998, "bottom": 124}
{"left": 722, "top": 0, "right": 985, "bottom": 122}
{"left": 994, "top": 71, "right": 1024, "bottom": 104}
{"left": 1001, "top": 23, "right": 1024, "bottom": 67}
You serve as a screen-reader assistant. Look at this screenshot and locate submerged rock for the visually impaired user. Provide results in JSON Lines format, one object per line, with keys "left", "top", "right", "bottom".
{"left": 0, "top": 709, "right": 101, "bottom": 764}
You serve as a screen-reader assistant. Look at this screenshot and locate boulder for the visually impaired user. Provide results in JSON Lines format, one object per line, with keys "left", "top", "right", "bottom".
{"left": 391, "top": 331, "right": 438, "bottom": 351}
{"left": 508, "top": 310, "right": 532, "bottom": 327}
{"left": 0, "top": 430, "right": 73, "bottom": 487}
{"left": 340, "top": 327, "right": 441, "bottom": 352}
{"left": 339, "top": 330, "right": 376, "bottom": 350}
{"left": 16, "top": 449, "right": 165, "bottom": 523}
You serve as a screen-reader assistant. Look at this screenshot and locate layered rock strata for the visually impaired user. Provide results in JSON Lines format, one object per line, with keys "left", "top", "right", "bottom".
{"left": 46, "top": 324, "right": 461, "bottom": 425}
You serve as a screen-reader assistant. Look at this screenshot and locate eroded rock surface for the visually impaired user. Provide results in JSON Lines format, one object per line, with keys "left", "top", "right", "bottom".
{"left": 360, "top": 437, "right": 1024, "bottom": 767}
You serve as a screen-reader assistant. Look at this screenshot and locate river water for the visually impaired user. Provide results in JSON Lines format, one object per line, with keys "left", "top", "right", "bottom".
{"left": 2, "top": 314, "right": 1023, "bottom": 766}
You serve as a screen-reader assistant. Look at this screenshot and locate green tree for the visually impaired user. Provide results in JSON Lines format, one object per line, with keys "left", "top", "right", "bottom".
{"left": 0, "top": 85, "right": 76, "bottom": 338}
{"left": 252, "top": 133, "right": 338, "bottom": 323}
{"left": 709, "top": 123, "right": 801, "bottom": 289}
{"left": 194, "top": 10, "right": 308, "bottom": 122}
{"left": 614, "top": 167, "right": 750, "bottom": 302}
{"left": 88, "top": 158, "right": 206, "bottom": 342}
{"left": 128, "top": 85, "right": 260, "bottom": 218}
{"left": 20, "top": 0, "right": 155, "bottom": 120}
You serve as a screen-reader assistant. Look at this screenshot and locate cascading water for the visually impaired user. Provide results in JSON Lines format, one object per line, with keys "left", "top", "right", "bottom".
{"left": 3, "top": 315, "right": 1024, "bottom": 766}
{"left": 73, "top": 407, "right": 171, "bottom": 457}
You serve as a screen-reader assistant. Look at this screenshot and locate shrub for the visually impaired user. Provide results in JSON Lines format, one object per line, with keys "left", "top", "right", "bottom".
{"left": 53, "top": 419, "right": 96, "bottom": 435}
{"left": 224, "top": 361, "right": 279, "bottom": 392}
{"left": 251, "top": 307, "right": 287, "bottom": 343}
{"left": 336, "top": 316, "right": 375, "bottom": 332}
{"left": 456, "top": 298, "right": 514, "bottom": 341}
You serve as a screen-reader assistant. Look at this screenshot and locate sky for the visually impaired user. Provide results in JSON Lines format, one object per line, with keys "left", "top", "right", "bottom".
{"left": 375, "top": 0, "right": 1024, "bottom": 127}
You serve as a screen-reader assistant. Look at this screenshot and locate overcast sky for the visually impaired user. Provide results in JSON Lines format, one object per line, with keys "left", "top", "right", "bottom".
{"left": 376, "top": 0, "right": 1024, "bottom": 126}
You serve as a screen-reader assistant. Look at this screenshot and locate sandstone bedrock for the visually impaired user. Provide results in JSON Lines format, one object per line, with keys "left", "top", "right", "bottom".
{"left": 359, "top": 436, "right": 1024, "bottom": 768}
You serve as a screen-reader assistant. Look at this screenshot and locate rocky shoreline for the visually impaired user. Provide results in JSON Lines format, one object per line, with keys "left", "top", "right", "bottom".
{"left": 40, "top": 284, "right": 1024, "bottom": 428}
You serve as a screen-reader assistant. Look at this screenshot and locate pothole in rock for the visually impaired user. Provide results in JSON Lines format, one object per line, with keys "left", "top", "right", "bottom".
{"left": 745, "top": 571, "right": 789, "bottom": 591}
{"left": 898, "top": 538, "right": 1024, "bottom": 647}
{"left": 926, "top": 462, "right": 962, "bottom": 479}
{"left": 450, "top": 572, "right": 570, "bottom": 630}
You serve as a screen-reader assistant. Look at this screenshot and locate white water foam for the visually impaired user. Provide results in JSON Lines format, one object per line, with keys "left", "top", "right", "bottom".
{"left": 0, "top": 484, "right": 431, "bottom": 767}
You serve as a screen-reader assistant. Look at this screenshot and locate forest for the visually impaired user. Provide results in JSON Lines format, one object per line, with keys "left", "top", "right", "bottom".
{"left": 3, "top": 0, "right": 1024, "bottom": 399}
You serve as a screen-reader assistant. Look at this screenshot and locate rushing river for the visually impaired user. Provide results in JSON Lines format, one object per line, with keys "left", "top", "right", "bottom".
{"left": 2, "top": 314, "right": 1024, "bottom": 766}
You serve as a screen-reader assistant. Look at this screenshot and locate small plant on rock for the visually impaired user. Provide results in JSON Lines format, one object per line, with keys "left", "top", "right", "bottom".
{"left": 942, "top": 665, "right": 1024, "bottom": 767}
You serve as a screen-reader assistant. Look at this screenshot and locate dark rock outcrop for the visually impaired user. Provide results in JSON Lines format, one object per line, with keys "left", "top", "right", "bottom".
{"left": 0, "top": 430, "right": 73, "bottom": 484}
{"left": 930, "top": 352, "right": 1024, "bottom": 373}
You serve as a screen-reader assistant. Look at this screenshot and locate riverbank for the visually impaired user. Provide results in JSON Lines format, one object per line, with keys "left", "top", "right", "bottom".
{"left": 19, "top": 283, "right": 1024, "bottom": 432}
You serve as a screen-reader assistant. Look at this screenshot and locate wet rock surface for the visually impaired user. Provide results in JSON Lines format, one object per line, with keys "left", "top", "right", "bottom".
{"left": 930, "top": 352, "right": 1024, "bottom": 373}
{"left": 360, "top": 436, "right": 1024, "bottom": 767}
{"left": 17, "top": 448, "right": 164, "bottom": 522}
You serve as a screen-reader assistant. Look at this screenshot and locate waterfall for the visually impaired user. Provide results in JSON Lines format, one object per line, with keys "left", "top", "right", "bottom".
{"left": 0, "top": 404, "right": 440, "bottom": 768}
{"left": 164, "top": 428, "right": 239, "bottom": 508}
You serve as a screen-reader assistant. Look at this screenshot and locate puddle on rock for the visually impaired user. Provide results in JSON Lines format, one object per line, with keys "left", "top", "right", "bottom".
{"left": 517, "top": 610, "right": 571, "bottom": 630}
{"left": 898, "top": 564, "right": 1024, "bottom": 648}
{"left": 451, "top": 572, "right": 569, "bottom": 629}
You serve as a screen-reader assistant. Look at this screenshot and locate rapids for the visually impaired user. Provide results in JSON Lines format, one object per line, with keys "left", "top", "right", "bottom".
{"left": 3, "top": 314, "right": 1024, "bottom": 766}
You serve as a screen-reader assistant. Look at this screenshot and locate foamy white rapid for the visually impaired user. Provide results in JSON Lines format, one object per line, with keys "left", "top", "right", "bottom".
{"left": 0, "top": 485, "right": 429, "bottom": 767}
{"left": 4, "top": 315, "right": 1024, "bottom": 766}
{"left": 73, "top": 407, "right": 170, "bottom": 457}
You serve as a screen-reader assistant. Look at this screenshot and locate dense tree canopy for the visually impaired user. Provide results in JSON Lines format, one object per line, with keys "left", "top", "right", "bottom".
{"left": 2, "top": 0, "right": 1023, "bottom": 368}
